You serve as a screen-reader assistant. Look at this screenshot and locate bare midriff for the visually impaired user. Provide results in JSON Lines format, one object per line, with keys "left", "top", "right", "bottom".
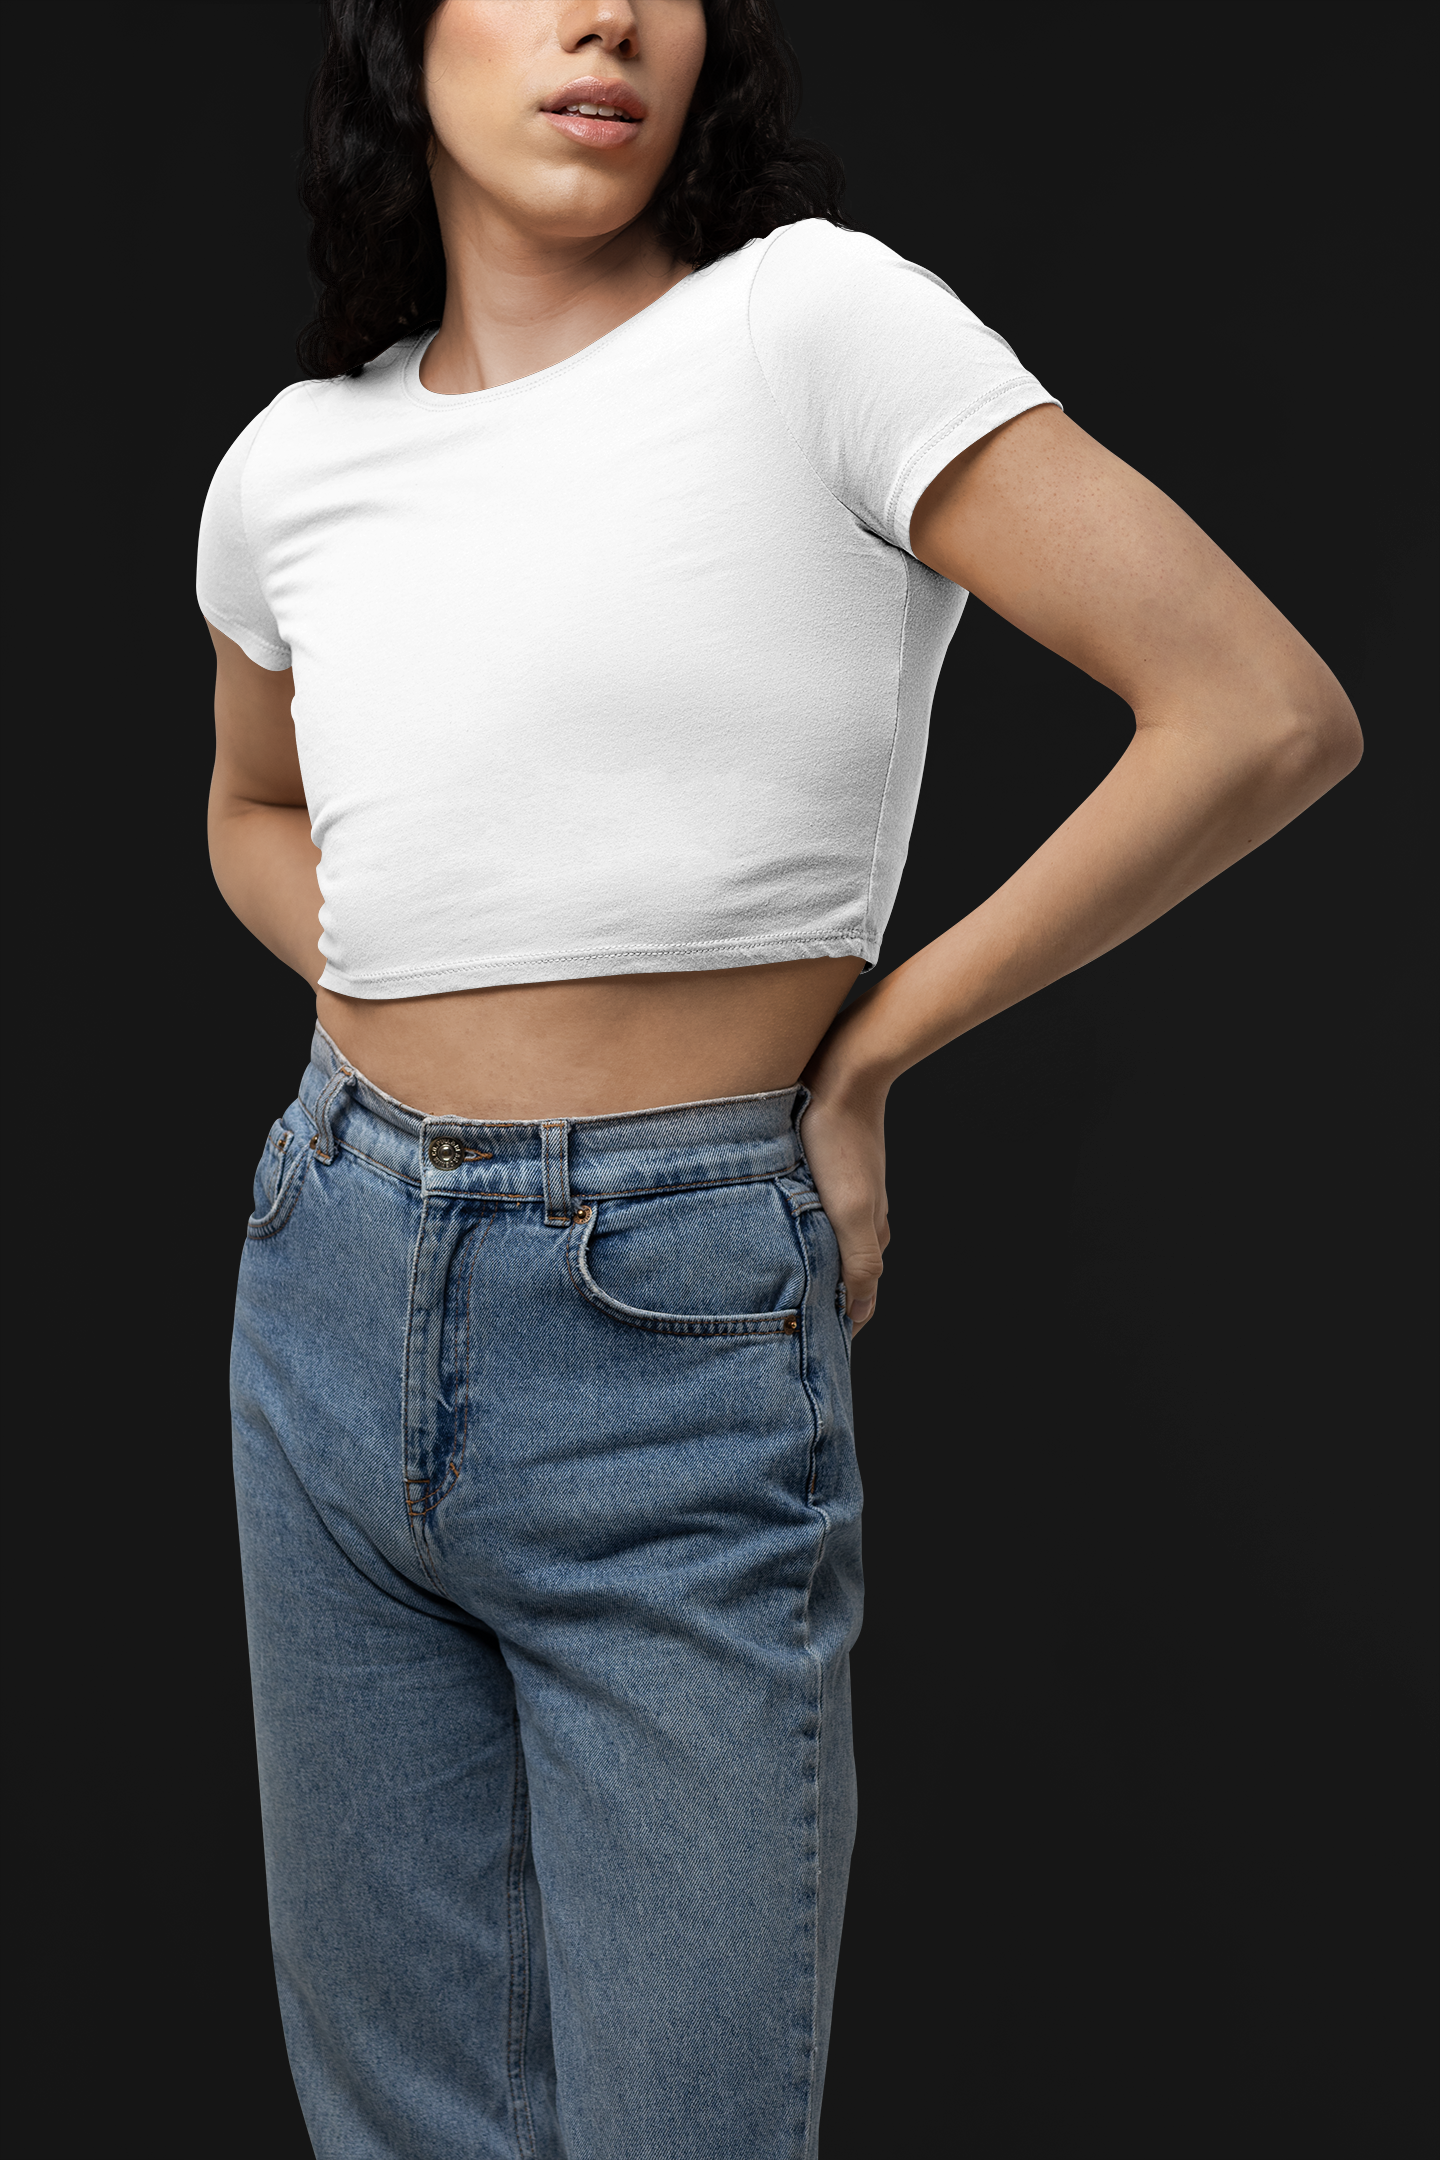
{"left": 315, "top": 955, "right": 864, "bottom": 1120}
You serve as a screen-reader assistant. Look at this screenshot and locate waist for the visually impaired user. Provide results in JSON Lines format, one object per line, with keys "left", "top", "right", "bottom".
{"left": 314, "top": 956, "right": 861, "bottom": 1121}
{"left": 300, "top": 1022, "right": 812, "bottom": 1201}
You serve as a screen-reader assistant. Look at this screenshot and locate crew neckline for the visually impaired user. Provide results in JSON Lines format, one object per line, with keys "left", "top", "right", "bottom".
{"left": 398, "top": 254, "right": 736, "bottom": 410}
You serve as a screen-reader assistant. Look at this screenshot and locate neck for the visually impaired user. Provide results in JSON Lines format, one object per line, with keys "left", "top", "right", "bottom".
{"left": 420, "top": 158, "right": 689, "bottom": 394}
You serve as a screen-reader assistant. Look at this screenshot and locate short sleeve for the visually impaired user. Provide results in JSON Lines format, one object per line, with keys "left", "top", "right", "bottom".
{"left": 196, "top": 408, "right": 292, "bottom": 670}
{"left": 747, "top": 221, "right": 1060, "bottom": 555}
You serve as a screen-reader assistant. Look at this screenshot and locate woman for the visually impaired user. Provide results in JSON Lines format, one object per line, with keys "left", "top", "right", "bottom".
{"left": 198, "top": 0, "right": 1361, "bottom": 2153}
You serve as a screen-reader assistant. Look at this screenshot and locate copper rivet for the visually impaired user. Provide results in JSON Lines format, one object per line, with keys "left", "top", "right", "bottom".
{"left": 309, "top": 1137, "right": 317, "bottom": 1150}
{"left": 574, "top": 1207, "right": 591, "bottom": 1222}
{"left": 784, "top": 1317, "right": 799, "bottom": 1333}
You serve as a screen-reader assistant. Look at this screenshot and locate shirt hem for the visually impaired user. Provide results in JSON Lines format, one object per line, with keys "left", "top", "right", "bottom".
{"left": 318, "top": 933, "right": 876, "bottom": 1000}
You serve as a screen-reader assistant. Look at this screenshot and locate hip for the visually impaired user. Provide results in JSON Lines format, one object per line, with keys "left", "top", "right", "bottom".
{"left": 232, "top": 1025, "right": 858, "bottom": 1618}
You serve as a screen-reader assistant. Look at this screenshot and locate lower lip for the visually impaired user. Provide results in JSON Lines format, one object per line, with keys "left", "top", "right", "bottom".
{"left": 542, "top": 111, "right": 642, "bottom": 148}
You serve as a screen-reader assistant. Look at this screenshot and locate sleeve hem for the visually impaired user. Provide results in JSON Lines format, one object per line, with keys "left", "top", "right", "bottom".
{"left": 887, "top": 382, "right": 1062, "bottom": 555}
{"left": 198, "top": 602, "right": 292, "bottom": 672}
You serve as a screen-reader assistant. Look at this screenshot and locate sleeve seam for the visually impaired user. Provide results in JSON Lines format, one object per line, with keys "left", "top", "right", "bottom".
{"left": 882, "top": 377, "right": 1057, "bottom": 539}
{"left": 746, "top": 230, "right": 1049, "bottom": 552}
{"left": 743, "top": 225, "right": 885, "bottom": 538}
{"left": 236, "top": 384, "right": 307, "bottom": 639}
{"left": 197, "top": 601, "right": 291, "bottom": 666}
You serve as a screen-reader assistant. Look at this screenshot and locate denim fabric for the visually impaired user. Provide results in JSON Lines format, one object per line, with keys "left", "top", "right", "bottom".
{"left": 231, "top": 1025, "right": 863, "bottom": 2160}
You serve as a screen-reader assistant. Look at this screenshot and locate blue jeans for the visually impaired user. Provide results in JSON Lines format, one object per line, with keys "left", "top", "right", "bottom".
{"left": 231, "top": 1026, "right": 863, "bottom": 2160}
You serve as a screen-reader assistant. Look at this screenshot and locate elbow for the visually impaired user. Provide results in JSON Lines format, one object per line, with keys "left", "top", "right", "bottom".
{"left": 1314, "top": 686, "right": 1364, "bottom": 784}
{"left": 1262, "top": 677, "right": 1363, "bottom": 805}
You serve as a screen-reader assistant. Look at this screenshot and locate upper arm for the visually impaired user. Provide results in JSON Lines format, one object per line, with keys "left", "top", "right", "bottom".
{"left": 208, "top": 620, "right": 304, "bottom": 809}
{"left": 909, "top": 405, "right": 1356, "bottom": 747}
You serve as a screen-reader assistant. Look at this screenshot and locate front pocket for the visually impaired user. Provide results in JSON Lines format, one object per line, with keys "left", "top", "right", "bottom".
{"left": 246, "top": 1117, "right": 312, "bottom": 1241}
{"left": 565, "top": 1183, "right": 804, "bottom": 1338}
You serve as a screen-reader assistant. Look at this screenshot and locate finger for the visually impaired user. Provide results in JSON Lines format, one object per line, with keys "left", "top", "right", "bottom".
{"left": 842, "top": 1249, "right": 884, "bottom": 1330}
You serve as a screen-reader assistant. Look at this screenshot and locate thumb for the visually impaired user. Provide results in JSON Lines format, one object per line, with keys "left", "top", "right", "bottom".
{"left": 839, "top": 1227, "right": 885, "bottom": 1331}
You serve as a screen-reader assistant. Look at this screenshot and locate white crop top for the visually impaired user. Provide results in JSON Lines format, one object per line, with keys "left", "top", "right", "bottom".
{"left": 196, "top": 220, "right": 1057, "bottom": 997}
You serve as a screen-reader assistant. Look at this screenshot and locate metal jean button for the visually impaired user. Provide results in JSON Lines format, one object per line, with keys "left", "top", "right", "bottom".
{"left": 428, "top": 1137, "right": 467, "bottom": 1172}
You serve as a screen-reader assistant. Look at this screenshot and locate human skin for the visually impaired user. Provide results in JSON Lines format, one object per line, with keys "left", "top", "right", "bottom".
{"left": 208, "top": 0, "right": 1363, "bottom": 1332}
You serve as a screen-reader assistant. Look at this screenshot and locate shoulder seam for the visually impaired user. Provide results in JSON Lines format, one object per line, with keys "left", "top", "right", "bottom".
{"left": 234, "top": 387, "right": 303, "bottom": 660}
{"left": 743, "top": 224, "right": 883, "bottom": 539}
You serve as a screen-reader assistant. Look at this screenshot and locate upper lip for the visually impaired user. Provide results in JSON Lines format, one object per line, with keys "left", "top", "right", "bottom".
{"left": 540, "top": 78, "right": 646, "bottom": 120}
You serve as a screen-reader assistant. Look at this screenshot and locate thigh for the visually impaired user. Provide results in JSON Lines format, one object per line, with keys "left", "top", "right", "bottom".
{"left": 232, "top": 1123, "right": 560, "bottom": 2160}
{"left": 420, "top": 1184, "right": 864, "bottom": 2160}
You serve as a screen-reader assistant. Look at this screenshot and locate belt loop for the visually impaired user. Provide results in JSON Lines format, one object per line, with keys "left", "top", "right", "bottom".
{"left": 312, "top": 1060, "right": 355, "bottom": 1165}
{"left": 541, "top": 1120, "right": 572, "bottom": 1225}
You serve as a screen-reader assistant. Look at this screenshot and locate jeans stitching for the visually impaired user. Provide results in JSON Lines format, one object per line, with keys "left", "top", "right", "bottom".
{"left": 312, "top": 1067, "right": 351, "bottom": 1163}
{"left": 786, "top": 1193, "right": 836, "bottom": 2155}
{"left": 787, "top": 1200, "right": 826, "bottom": 1502}
{"left": 323, "top": 1158, "right": 805, "bottom": 1207}
{"left": 451, "top": 1209, "right": 496, "bottom": 1508}
{"left": 798, "top": 1501, "right": 832, "bottom": 2160}
{"left": 401, "top": 1201, "right": 450, "bottom": 1595}
{"left": 542, "top": 1121, "right": 571, "bottom": 1226}
{"left": 505, "top": 1712, "right": 538, "bottom": 2159}
{"left": 408, "top": 1210, "right": 497, "bottom": 1525}
{"left": 407, "top": 1501, "right": 448, "bottom": 1594}
{"left": 255, "top": 1121, "right": 291, "bottom": 1210}
{"left": 563, "top": 1209, "right": 801, "bottom": 1338}
{"left": 577, "top": 1161, "right": 804, "bottom": 1203}
{"left": 244, "top": 1137, "right": 312, "bottom": 1241}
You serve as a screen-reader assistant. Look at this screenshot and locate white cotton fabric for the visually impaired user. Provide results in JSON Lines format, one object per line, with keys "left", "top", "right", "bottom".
{"left": 196, "top": 220, "right": 1057, "bottom": 997}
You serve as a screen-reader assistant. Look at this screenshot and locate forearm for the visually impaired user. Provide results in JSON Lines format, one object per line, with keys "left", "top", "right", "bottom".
{"left": 812, "top": 691, "right": 1360, "bottom": 1099}
{"left": 208, "top": 786, "right": 325, "bottom": 989}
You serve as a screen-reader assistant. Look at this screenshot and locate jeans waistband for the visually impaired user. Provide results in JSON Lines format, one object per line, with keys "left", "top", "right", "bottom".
{"left": 297, "top": 1024, "right": 810, "bottom": 1209}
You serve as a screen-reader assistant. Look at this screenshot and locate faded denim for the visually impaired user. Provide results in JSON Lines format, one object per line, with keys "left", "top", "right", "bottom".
{"left": 231, "top": 1025, "right": 863, "bottom": 2160}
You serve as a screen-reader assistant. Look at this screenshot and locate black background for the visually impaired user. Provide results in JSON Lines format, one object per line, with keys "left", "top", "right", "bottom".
{"left": 9, "top": 4, "right": 1435, "bottom": 2154}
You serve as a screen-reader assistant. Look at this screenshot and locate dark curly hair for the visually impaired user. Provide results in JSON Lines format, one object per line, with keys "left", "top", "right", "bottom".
{"left": 297, "top": 0, "right": 845, "bottom": 379}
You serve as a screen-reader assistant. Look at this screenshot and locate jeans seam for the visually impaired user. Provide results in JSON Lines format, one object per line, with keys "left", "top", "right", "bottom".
{"left": 563, "top": 1214, "right": 801, "bottom": 1337}
{"left": 505, "top": 1712, "right": 538, "bottom": 2159}
{"left": 400, "top": 1198, "right": 450, "bottom": 1596}
{"left": 454, "top": 1208, "right": 497, "bottom": 1508}
{"left": 787, "top": 1194, "right": 826, "bottom": 1502}
{"left": 311, "top": 1065, "right": 354, "bottom": 1164}
{"left": 406, "top": 1501, "right": 447, "bottom": 1592}
{"left": 789, "top": 1185, "right": 831, "bottom": 2154}
{"left": 302, "top": 1159, "right": 805, "bottom": 1204}
{"left": 402, "top": 1162, "right": 809, "bottom": 1206}
{"left": 799, "top": 1502, "right": 831, "bottom": 2160}
{"left": 579, "top": 1161, "right": 803, "bottom": 1202}
{"left": 407, "top": 1209, "right": 497, "bottom": 1529}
